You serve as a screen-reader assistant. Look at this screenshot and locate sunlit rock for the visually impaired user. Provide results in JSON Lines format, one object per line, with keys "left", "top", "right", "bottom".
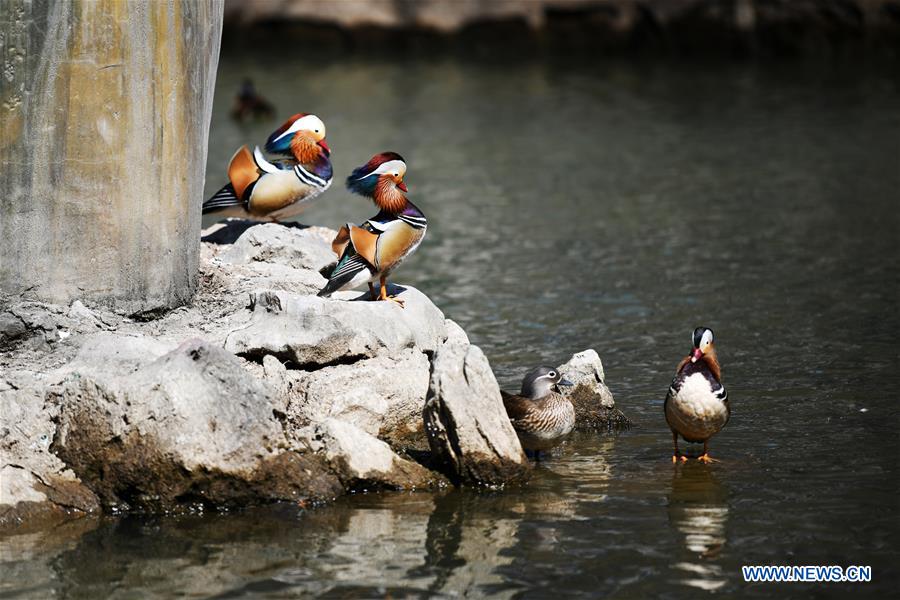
{"left": 295, "top": 419, "right": 442, "bottom": 491}
{"left": 557, "top": 349, "right": 630, "bottom": 429}
{"left": 424, "top": 323, "right": 530, "bottom": 486}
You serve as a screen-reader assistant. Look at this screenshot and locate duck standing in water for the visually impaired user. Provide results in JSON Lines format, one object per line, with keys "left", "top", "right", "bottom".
{"left": 203, "top": 113, "right": 332, "bottom": 221}
{"left": 230, "top": 78, "right": 275, "bottom": 122}
{"left": 318, "top": 152, "right": 426, "bottom": 307}
{"left": 665, "top": 327, "right": 729, "bottom": 463}
{"left": 501, "top": 367, "right": 575, "bottom": 457}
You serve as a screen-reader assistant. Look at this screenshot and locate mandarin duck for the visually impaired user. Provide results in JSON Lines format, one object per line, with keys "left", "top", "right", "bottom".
{"left": 203, "top": 113, "right": 332, "bottom": 221}
{"left": 317, "top": 152, "right": 426, "bottom": 307}
{"left": 230, "top": 78, "right": 275, "bottom": 122}
{"left": 501, "top": 367, "right": 575, "bottom": 456}
{"left": 665, "top": 327, "right": 730, "bottom": 463}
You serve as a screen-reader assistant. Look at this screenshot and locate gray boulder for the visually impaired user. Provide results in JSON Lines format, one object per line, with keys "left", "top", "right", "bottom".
{"left": 0, "top": 374, "right": 99, "bottom": 532}
{"left": 295, "top": 419, "right": 441, "bottom": 491}
{"left": 424, "top": 332, "right": 529, "bottom": 486}
{"left": 49, "top": 339, "right": 342, "bottom": 511}
{"left": 281, "top": 348, "right": 431, "bottom": 447}
{"left": 557, "top": 349, "right": 630, "bottom": 429}
{"left": 224, "top": 288, "right": 447, "bottom": 366}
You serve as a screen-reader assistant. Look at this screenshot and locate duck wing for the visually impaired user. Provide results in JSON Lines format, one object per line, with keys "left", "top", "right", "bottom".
{"left": 501, "top": 391, "right": 535, "bottom": 422}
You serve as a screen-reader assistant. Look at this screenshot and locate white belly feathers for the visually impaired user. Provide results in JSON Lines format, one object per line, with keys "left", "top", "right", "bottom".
{"left": 666, "top": 373, "right": 728, "bottom": 441}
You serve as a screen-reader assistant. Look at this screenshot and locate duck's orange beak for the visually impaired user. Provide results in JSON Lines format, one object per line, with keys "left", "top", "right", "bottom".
{"left": 397, "top": 181, "right": 408, "bottom": 192}
{"left": 317, "top": 139, "right": 330, "bottom": 156}
{"left": 691, "top": 348, "right": 703, "bottom": 363}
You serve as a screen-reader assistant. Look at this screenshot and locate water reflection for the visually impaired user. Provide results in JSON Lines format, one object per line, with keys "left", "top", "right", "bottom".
{"left": 667, "top": 463, "right": 729, "bottom": 592}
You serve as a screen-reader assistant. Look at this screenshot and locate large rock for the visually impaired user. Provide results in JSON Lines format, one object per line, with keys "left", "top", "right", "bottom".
{"left": 0, "top": 375, "right": 99, "bottom": 532}
{"left": 49, "top": 339, "right": 342, "bottom": 511}
{"left": 557, "top": 349, "right": 630, "bottom": 429}
{"left": 295, "top": 419, "right": 442, "bottom": 491}
{"left": 281, "top": 349, "right": 431, "bottom": 446}
{"left": 224, "top": 288, "right": 447, "bottom": 366}
{"left": 424, "top": 322, "right": 529, "bottom": 486}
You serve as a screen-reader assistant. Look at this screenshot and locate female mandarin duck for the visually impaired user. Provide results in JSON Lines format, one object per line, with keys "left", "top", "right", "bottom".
{"left": 501, "top": 367, "right": 575, "bottom": 456}
{"left": 665, "top": 327, "right": 730, "bottom": 463}
{"left": 203, "top": 113, "right": 332, "bottom": 221}
{"left": 317, "top": 152, "right": 426, "bottom": 307}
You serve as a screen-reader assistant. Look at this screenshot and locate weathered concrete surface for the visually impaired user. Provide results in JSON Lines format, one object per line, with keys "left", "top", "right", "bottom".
{"left": 557, "top": 349, "right": 631, "bottom": 430}
{"left": 424, "top": 321, "right": 530, "bottom": 486}
{"left": 0, "top": 1, "right": 223, "bottom": 313}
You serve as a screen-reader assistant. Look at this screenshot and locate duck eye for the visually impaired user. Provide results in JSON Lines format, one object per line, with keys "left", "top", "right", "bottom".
{"left": 548, "top": 371, "right": 556, "bottom": 378}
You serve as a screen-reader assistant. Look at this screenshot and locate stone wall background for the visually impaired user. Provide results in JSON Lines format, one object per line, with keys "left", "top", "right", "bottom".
{"left": 222, "top": 0, "right": 900, "bottom": 54}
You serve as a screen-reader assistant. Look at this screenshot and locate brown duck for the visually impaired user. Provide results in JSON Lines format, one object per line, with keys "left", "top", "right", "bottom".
{"left": 501, "top": 366, "right": 575, "bottom": 456}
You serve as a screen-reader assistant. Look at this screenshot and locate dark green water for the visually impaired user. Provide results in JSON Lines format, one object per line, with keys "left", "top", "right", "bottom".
{"left": 4, "top": 54, "right": 899, "bottom": 597}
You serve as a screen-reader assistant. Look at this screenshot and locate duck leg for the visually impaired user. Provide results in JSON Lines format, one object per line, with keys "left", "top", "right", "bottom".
{"left": 368, "top": 283, "right": 376, "bottom": 299}
{"left": 672, "top": 432, "right": 687, "bottom": 463}
{"left": 697, "top": 440, "right": 717, "bottom": 463}
{"left": 378, "top": 275, "right": 404, "bottom": 307}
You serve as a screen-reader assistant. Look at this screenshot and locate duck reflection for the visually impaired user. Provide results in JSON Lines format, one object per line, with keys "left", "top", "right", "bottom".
{"left": 667, "top": 463, "right": 729, "bottom": 591}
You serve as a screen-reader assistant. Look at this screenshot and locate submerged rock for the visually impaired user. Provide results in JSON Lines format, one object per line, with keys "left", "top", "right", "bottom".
{"left": 557, "top": 349, "right": 630, "bottom": 430}
{"left": 424, "top": 322, "right": 530, "bottom": 486}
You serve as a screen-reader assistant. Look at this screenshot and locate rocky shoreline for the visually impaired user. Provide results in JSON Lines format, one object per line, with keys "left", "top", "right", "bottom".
{"left": 1, "top": 221, "right": 626, "bottom": 532}
{"left": 222, "top": 0, "right": 900, "bottom": 56}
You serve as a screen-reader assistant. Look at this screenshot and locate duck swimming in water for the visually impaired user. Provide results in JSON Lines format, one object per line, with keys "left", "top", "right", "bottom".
{"left": 665, "top": 327, "right": 729, "bottom": 463}
{"left": 203, "top": 113, "right": 332, "bottom": 221}
{"left": 501, "top": 366, "right": 575, "bottom": 456}
{"left": 318, "top": 152, "right": 426, "bottom": 307}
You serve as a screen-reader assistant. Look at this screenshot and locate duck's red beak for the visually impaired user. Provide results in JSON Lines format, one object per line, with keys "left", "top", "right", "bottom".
{"left": 397, "top": 181, "right": 408, "bottom": 192}
{"left": 317, "top": 139, "right": 330, "bottom": 156}
{"left": 691, "top": 348, "right": 703, "bottom": 363}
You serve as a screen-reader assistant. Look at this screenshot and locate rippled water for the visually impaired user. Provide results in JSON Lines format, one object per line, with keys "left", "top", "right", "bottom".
{"left": 4, "top": 52, "right": 899, "bottom": 597}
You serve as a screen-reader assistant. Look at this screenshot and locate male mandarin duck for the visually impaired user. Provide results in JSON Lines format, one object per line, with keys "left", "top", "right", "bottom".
{"left": 317, "top": 152, "right": 426, "bottom": 307}
{"left": 665, "top": 327, "right": 730, "bottom": 463}
{"left": 203, "top": 113, "right": 332, "bottom": 221}
{"left": 501, "top": 367, "right": 575, "bottom": 456}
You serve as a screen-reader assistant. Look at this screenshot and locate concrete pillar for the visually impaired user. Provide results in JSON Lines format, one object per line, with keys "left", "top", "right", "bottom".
{"left": 0, "top": 0, "right": 223, "bottom": 314}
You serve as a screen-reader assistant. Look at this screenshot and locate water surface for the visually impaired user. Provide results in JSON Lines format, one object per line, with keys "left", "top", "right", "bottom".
{"left": 4, "top": 53, "right": 899, "bottom": 597}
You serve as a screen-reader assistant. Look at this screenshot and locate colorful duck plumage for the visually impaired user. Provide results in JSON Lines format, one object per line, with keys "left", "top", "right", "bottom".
{"left": 203, "top": 113, "right": 332, "bottom": 221}
{"left": 502, "top": 366, "right": 575, "bottom": 455}
{"left": 665, "top": 327, "right": 730, "bottom": 463}
{"left": 318, "top": 152, "right": 426, "bottom": 307}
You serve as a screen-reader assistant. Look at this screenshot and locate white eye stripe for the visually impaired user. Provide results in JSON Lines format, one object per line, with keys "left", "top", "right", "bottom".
{"left": 701, "top": 330, "right": 714, "bottom": 347}
{"left": 272, "top": 115, "right": 325, "bottom": 143}
{"left": 356, "top": 159, "right": 406, "bottom": 180}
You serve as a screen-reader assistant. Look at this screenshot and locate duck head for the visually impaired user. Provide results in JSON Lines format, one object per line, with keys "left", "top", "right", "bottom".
{"left": 521, "top": 366, "right": 574, "bottom": 400}
{"left": 690, "top": 327, "right": 715, "bottom": 363}
{"left": 346, "top": 152, "right": 408, "bottom": 213}
{"left": 265, "top": 113, "right": 330, "bottom": 163}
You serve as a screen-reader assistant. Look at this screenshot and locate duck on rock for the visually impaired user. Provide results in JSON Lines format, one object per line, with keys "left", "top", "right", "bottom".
{"left": 665, "top": 327, "right": 730, "bottom": 463}
{"left": 318, "top": 152, "right": 426, "bottom": 307}
{"left": 203, "top": 113, "right": 332, "bottom": 221}
{"left": 501, "top": 366, "right": 575, "bottom": 457}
